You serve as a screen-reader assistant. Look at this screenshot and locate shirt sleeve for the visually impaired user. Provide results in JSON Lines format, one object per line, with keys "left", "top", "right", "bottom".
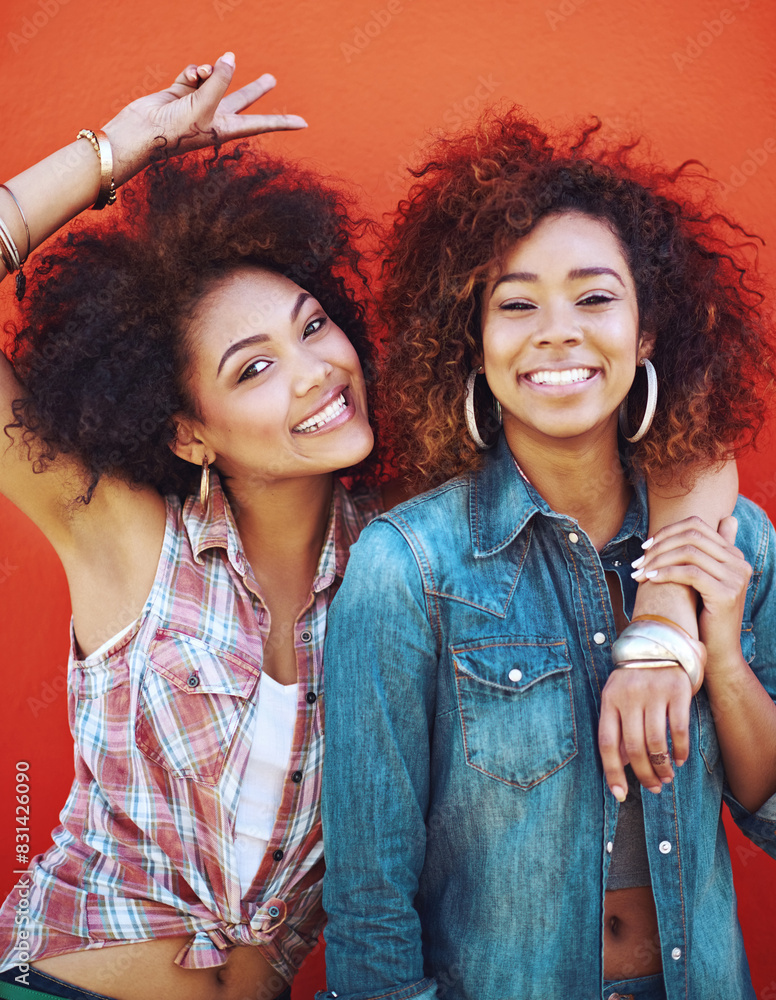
{"left": 319, "top": 518, "right": 440, "bottom": 1000}
{"left": 722, "top": 501, "right": 776, "bottom": 856}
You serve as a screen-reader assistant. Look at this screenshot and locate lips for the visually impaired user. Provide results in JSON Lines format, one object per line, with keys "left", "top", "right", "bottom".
{"left": 292, "top": 391, "right": 349, "bottom": 433}
{"left": 525, "top": 367, "right": 596, "bottom": 386}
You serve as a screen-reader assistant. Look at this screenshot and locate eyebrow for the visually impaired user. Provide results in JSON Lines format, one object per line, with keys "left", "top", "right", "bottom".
{"left": 491, "top": 266, "right": 626, "bottom": 293}
{"left": 216, "top": 292, "right": 311, "bottom": 376}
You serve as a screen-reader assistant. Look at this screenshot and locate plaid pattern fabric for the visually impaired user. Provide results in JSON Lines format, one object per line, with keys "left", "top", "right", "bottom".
{"left": 0, "top": 475, "right": 381, "bottom": 981}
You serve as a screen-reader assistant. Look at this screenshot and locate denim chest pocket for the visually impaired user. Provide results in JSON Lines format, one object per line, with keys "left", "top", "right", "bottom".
{"left": 696, "top": 624, "right": 755, "bottom": 773}
{"left": 451, "top": 636, "right": 577, "bottom": 788}
{"left": 135, "top": 627, "right": 260, "bottom": 785}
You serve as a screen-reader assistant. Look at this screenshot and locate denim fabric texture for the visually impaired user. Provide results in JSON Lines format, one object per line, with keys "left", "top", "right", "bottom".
{"left": 0, "top": 966, "right": 117, "bottom": 998}
{"left": 603, "top": 972, "right": 667, "bottom": 1000}
{"left": 318, "top": 434, "right": 776, "bottom": 1000}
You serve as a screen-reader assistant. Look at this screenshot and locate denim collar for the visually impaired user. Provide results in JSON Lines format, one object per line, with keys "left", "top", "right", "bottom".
{"left": 470, "top": 432, "right": 649, "bottom": 558}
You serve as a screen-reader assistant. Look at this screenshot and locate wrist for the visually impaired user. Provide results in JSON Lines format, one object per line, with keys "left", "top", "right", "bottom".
{"left": 101, "top": 115, "right": 155, "bottom": 188}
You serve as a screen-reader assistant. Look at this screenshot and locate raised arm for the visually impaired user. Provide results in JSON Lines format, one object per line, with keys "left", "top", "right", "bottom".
{"left": 0, "top": 53, "right": 305, "bottom": 534}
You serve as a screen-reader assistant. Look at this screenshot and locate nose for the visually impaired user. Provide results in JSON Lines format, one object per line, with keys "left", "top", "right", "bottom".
{"left": 292, "top": 340, "right": 334, "bottom": 396}
{"left": 533, "top": 301, "right": 584, "bottom": 348}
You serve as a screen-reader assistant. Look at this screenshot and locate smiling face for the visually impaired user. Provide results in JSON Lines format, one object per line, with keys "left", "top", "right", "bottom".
{"left": 172, "top": 267, "right": 373, "bottom": 487}
{"left": 481, "top": 211, "right": 651, "bottom": 455}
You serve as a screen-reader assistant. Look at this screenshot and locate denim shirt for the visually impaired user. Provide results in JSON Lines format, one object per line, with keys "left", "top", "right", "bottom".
{"left": 317, "top": 435, "right": 776, "bottom": 1000}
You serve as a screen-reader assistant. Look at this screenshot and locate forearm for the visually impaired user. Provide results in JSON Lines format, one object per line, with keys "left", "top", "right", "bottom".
{"left": 0, "top": 140, "right": 109, "bottom": 286}
{"left": 635, "top": 458, "right": 739, "bottom": 634}
{"left": 704, "top": 655, "right": 776, "bottom": 812}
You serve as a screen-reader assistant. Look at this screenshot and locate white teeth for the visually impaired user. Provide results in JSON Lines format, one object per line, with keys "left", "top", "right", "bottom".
{"left": 527, "top": 368, "right": 594, "bottom": 386}
{"left": 293, "top": 393, "right": 348, "bottom": 433}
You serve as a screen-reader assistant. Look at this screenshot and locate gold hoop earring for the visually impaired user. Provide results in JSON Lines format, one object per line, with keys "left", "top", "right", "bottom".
{"left": 200, "top": 456, "right": 211, "bottom": 512}
{"left": 619, "top": 358, "right": 658, "bottom": 443}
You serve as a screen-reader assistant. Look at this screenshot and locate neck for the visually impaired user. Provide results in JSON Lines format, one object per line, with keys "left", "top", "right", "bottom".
{"left": 225, "top": 472, "right": 334, "bottom": 582}
{"left": 505, "top": 424, "right": 631, "bottom": 550}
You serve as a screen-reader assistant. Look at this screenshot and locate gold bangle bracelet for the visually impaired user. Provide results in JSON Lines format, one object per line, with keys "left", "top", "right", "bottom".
{"left": 76, "top": 128, "right": 117, "bottom": 210}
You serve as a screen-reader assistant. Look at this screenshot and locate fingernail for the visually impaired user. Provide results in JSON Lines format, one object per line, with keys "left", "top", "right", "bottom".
{"left": 287, "top": 115, "right": 308, "bottom": 127}
{"left": 631, "top": 555, "right": 645, "bottom": 569}
{"left": 221, "top": 51, "right": 236, "bottom": 68}
{"left": 642, "top": 536, "right": 655, "bottom": 550}
{"left": 649, "top": 785, "right": 662, "bottom": 794}
{"left": 661, "top": 773, "right": 674, "bottom": 783}
{"left": 631, "top": 568, "right": 644, "bottom": 580}
{"left": 645, "top": 570, "right": 658, "bottom": 579}
{"left": 611, "top": 785, "right": 626, "bottom": 803}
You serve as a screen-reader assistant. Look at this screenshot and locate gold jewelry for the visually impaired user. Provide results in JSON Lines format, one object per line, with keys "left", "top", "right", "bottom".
{"left": 76, "top": 129, "right": 117, "bottom": 210}
{"left": 0, "top": 183, "right": 31, "bottom": 300}
{"left": 200, "top": 456, "right": 211, "bottom": 512}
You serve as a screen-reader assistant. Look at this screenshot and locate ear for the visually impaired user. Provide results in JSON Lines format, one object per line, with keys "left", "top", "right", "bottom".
{"left": 637, "top": 328, "right": 657, "bottom": 361}
{"left": 169, "top": 413, "right": 212, "bottom": 467}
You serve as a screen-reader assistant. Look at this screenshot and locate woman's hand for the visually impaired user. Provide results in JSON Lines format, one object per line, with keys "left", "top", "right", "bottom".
{"left": 103, "top": 52, "right": 307, "bottom": 186}
{"left": 599, "top": 663, "right": 692, "bottom": 800}
{"left": 599, "top": 515, "right": 751, "bottom": 800}
{"left": 631, "top": 515, "right": 751, "bottom": 675}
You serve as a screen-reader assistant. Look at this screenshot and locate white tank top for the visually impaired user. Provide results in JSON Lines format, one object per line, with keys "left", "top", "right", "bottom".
{"left": 234, "top": 672, "right": 298, "bottom": 896}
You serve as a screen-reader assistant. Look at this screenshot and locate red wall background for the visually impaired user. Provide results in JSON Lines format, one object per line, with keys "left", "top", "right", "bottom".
{"left": 1, "top": 0, "right": 775, "bottom": 995}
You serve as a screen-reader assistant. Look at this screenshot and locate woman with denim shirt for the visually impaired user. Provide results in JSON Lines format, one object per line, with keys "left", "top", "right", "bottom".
{"left": 318, "top": 112, "right": 776, "bottom": 1000}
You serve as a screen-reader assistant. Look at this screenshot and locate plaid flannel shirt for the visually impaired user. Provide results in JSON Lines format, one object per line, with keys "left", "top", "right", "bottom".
{"left": 0, "top": 474, "right": 381, "bottom": 981}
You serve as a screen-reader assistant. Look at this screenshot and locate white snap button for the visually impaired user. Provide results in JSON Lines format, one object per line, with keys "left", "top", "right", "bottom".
{"left": 593, "top": 632, "right": 606, "bottom": 645}
{"left": 606, "top": 841, "right": 613, "bottom": 853}
{"left": 508, "top": 668, "right": 522, "bottom": 683}
{"left": 671, "top": 947, "right": 681, "bottom": 960}
{"left": 659, "top": 840, "right": 672, "bottom": 854}
{"left": 568, "top": 531, "right": 579, "bottom": 543}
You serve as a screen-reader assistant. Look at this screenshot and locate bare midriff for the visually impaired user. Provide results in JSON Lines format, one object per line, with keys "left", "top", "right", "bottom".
{"left": 33, "top": 937, "right": 288, "bottom": 1000}
{"left": 603, "top": 885, "right": 663, "bottom": 979}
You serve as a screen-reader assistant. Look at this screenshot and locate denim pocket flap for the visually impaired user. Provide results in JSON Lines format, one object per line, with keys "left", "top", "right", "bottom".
{"left": 453, "top": 637, "right": 570, "bottom": 691}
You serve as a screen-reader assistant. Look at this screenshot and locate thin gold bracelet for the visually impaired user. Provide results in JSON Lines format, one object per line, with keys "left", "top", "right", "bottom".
{"left": 76, "top": 128, "right": 117, "bottom": 210}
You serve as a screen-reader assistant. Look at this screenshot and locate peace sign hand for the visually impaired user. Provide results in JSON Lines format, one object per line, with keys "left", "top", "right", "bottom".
{"left": 102, "top": 53, "right": 307, "bottom": 186}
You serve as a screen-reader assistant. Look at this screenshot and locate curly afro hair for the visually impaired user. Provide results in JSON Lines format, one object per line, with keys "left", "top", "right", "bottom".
{"left": 6, "top": 145, "right": 377, "bottom": 502}
{"left": 378, "top": 108, "right": 775, "bottom": 489}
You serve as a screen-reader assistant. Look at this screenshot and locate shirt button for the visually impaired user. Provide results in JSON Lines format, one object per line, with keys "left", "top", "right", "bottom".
{"left": 273, "top": 849, "right": 284, "bottom": 862}
{"left": 606, "top": 841, "right": 613, "bottom": 854}
{"left": 568, "top": 531, "right": 580, "bottom": 543}
{"left": 268, "top": 904, "right": 280, "bottom": 918}
{"left": 508, "top": 668, "right": 522, "bottom": 683}
{"left": 305, "top": 691, "right": 317, "bottom": 704}
{"left": 593, "top": 632, "right": 606, "bottom": 645}
{"left": 671, "top": 947, "right": 682, "bottom": 961}
{"left": 187, "top": 673, "right": 200, "bottom": 688}
{"left": 291, "top": 770, "right": 303, "bottom": 783}
{"left": 659, "top": 840, "right": 672, "bottom": 854}
{"left": 300, "top": 630, "right": 312, "bottom": 642}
